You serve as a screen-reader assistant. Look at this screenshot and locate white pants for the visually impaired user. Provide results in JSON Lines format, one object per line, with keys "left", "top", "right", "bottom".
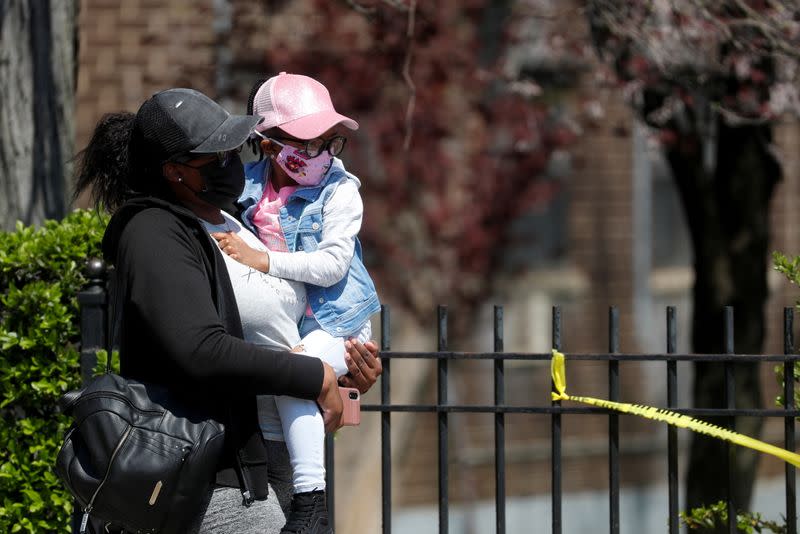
{"left": 276, "top": 328, "right": 348, "bottom": 494}
{"left": 262, "top": 321, "right": 372, "bottom": 494}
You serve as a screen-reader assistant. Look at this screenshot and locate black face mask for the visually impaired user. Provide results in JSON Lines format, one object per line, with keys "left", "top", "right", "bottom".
{"left": 192, "top": 153, "right": 245, "bottom": 211}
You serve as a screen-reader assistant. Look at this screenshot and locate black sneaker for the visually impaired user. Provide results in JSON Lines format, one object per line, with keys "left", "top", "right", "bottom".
{"left": 280, "top": 490, "right": 332, "bottom": 534}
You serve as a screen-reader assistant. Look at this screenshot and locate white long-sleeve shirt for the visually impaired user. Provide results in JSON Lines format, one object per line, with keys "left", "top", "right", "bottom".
{"left": 266, "top": 177, "right": 363, "bottom": 288}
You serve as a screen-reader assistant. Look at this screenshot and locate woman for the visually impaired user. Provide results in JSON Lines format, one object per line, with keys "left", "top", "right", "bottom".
{"left": 74, "top": 88, "right": 381, "bottom": 533}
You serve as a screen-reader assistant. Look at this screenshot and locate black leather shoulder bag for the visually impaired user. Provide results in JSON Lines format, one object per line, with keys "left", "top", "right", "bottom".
{"left": 56, "top": 270, "right": 225, "bottom": 533}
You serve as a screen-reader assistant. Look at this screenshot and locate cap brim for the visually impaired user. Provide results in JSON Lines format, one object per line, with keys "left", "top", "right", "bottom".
{"left": 278, "top": 110, "right": 359, "bottom": 139}
{"left": 191, "top": 114, "right": 262, "bottom": 153}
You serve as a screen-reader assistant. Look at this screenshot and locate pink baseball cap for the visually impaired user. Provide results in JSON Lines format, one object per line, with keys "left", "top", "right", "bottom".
{"left": 252, "top": 72, "right": 359, "bottom": 139}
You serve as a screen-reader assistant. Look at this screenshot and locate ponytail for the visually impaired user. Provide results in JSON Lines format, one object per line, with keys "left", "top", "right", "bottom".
{"left": 73, "top": 112, "right": 136, "bottom": 211}
{"left": 245, "top": 77, "right": 271, "bottom": 159}
{"left": 73, "top": 111, "right": 172, "bottom": 211}
{"left": 246, "top": 76, "right": 270, "bottom": 115}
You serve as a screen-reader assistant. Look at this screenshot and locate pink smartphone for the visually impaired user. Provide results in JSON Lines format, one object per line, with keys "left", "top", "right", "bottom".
{"left": 340, "top": 387, "right": 361, "bottom": 426}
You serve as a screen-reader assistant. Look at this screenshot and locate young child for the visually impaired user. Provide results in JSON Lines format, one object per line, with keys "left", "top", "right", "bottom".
{"left": 211, "top": 72, "right": 380, "bottom": 534}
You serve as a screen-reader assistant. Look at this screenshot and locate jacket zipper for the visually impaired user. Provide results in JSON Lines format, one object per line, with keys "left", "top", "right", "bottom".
{"left": 227, "top": 403, "right": 254, "bottom": 507}
{"left": 80, "top": 425, "right": 133, "bottom": 533}
{"left": 235, "top": 452, "right": 254, "bottom": 507}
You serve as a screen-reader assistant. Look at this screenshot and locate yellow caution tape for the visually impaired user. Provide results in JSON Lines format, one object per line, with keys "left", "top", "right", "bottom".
{"left": 550, "top": 350, "right": 800, "bottom": 468}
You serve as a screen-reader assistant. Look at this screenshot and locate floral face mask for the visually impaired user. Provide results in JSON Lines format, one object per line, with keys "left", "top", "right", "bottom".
{"left": 270, "top": 138, "right": 333, "bottom": 187}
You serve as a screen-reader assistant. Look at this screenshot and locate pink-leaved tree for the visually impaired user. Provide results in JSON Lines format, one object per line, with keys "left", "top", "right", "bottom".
{"left": 228, "top": 0, "right": 581, "bottom": 339}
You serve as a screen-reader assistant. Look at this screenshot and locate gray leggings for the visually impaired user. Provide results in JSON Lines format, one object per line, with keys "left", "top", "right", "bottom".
{"left": 187, "top": 440, "right": 293, "bottom": 534}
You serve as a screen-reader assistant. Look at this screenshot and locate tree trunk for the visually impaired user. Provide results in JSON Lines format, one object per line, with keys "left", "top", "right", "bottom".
{"left": 666, "top": 119, "right": 780, "bottom": 517}
{"left": 0, "top": 0, "right": 76, "bottom": 230}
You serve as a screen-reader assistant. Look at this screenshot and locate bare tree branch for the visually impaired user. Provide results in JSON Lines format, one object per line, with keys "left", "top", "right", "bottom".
{"left": 402, "top": 0, "right": 417, "bottom": 152}
{"left": 380, "top": 0, "right": 410, "bottom": 12}
{"left": 344, "top": 0, "right": 376, "bottom": 16}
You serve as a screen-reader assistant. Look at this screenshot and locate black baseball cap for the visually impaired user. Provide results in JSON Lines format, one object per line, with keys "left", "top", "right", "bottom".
{"left": 134, "top": 88, "right": 262, "bottom": 161}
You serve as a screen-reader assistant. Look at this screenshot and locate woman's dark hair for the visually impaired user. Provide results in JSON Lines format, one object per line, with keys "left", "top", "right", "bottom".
{"left": 73, "top": 112, "right": 171, "bottom": 211}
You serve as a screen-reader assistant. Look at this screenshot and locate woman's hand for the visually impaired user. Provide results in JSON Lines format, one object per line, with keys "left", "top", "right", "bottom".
{"left": 338, "top": 339, "right": 382, "bottom": 394}
{"left": 317, "top": 362, "right": 344, "bottom": 433}
{"left": 210, "top": 231, "right": 270, "bottom": 273}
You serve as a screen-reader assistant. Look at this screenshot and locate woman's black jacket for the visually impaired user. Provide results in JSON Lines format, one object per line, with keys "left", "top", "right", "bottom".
{"left": 101, "top": 196, "right": 324, "bottom": 498}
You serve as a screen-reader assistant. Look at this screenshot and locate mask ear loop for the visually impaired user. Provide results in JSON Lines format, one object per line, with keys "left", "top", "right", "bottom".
{"left": 247, "top": 137, "right": 263, "bottom": 162}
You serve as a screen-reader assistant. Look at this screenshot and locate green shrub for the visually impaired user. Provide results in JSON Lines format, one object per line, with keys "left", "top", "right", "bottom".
{"left": 680, "top": 500, "right": 785, "bottom": 533}
{"left": 0, "top": 210, "right": 108, "bottom": 533}
{"left": 773, "top": 251, "right": 800, "bottom": 409}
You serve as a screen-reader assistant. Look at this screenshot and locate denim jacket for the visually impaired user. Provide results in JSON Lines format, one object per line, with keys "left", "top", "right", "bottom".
{"left": 238, "top": 158, "right": 380, "bottom": 337}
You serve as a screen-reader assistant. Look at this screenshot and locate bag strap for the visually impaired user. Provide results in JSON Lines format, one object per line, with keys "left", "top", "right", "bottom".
{"left": 106, "top": 267, "right": 122, "bottom": 375}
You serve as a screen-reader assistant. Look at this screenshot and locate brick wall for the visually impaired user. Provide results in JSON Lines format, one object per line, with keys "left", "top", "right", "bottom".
{"left": 76, "top": 0, "right": 217, "bottom": 149}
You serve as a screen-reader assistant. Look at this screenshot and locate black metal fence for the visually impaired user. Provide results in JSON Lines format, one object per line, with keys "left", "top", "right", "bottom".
{"left": 78, "top": 264, "right": 799, "bottom": 534}
{"left": 328, "top": 304, "right": 800, "bottom": 534}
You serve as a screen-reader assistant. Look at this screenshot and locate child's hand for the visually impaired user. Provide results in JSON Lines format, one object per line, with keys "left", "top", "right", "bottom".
{"left": 210, "top": 231, "right": 270, "bottom": 273}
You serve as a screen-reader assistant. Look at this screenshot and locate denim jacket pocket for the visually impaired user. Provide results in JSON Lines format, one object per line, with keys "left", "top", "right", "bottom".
{"left": 293, "top": 210, "right": 322, "bottom": 252}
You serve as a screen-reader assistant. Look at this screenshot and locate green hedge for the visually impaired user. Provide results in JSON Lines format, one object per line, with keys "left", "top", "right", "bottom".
{"left": 0, "top": 210, "right": 108, "bottom": 533}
